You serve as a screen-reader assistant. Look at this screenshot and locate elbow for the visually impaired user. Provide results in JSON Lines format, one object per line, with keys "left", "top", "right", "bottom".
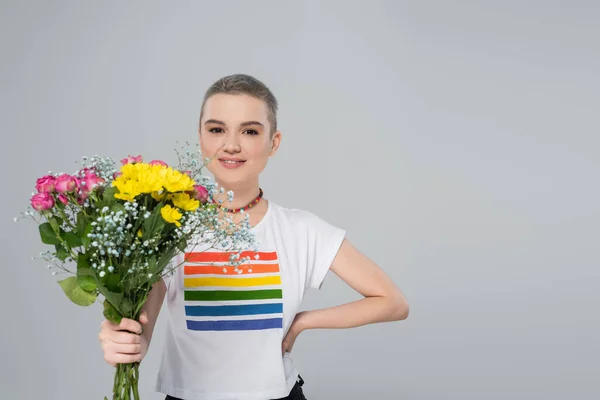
{"left": 398, "top": 300, "right": 410, "bottom": 320}
{"left": 390, "top": 296, "right": 409, "bottom": 321}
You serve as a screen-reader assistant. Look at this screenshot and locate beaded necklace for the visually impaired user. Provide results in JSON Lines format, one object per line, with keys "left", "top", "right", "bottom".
{"left": 215, "top": 188, "right": 263, "bottom": 213}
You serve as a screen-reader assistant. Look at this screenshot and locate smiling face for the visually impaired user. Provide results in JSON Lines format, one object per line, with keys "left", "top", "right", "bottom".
{"left": 199, "top": 93, "right": 281, "bottom": 188}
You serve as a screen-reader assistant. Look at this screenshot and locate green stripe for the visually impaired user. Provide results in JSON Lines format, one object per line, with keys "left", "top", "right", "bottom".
{"left": 185, "top": 289, "right": 283, "bottom": 301}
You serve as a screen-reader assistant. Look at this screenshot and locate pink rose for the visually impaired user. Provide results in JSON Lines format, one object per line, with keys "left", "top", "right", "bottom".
{"left": 79, "top": 171, "right": 105, "bottom": 194}
{"left": 77, "top": 167, "right": 97, "bottom": 179}
{"left": 36, "top": 175, "right": 56, "bottom": 193}
{"left": 193, "top": 185, "right": 209, "bottom": 204}
{"left": 149, "top": 160, "right": 168, "bottom": 167}
{"left": 120, "top": 155, "right": 143, "bottom": 165}
{"left": 55, "top": 174, "right": 77, "bottom": 193}
{"left": 76, "top": 192, "right": 88, "bottom": 205}
{"left": 58, "top": 194, "right": 69, "bottom": 205}
{"left": 78, "top": 167, "right": 94, "bottom": 176}
{"left": 35, "top": 175, "right": 56, "bottom": 193}
{"left": 31, "top": 192, "right": 55, "bottom": 211}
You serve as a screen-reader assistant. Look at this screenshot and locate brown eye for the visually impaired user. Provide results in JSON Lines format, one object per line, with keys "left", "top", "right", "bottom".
{"left": 244, "top": 130, "right": 259, "bottom": 136}
{"left": 209, "top": 127, "right": 224, "bottom": 134}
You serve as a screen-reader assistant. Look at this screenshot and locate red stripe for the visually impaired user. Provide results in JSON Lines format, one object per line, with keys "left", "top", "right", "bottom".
{"left": 184, "top": 251, "right": 278, "bottom": 262}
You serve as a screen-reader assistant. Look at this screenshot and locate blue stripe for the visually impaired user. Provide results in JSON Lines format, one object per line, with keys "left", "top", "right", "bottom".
{"left": 186, "top": 318, "right": 283, "bottom": 331}
{"left": 185, "top": 303, "right": 283, "bottom": 317}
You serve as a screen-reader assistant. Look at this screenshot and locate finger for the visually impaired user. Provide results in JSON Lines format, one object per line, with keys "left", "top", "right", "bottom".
{"left": 106, "top": 352, "right": 142, "bottom": 365}
{"left": 112, "top": 342, "right": 142, "bottom": 355}
{"left": 118, "top": 318, "right": 143, "bottom": 335}
{"left": 111, "top": 331, "right": 142, "bottom": 345}
{"left": 139, "top": 311, "right": 148, "bottom": 325}
{"left": 101, "top": 319, "right": 119, "bottom": 331}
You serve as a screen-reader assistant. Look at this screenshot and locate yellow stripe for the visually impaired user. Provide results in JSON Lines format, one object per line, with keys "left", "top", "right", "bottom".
{"left": 184, "top": 276, "right": 282, "bottom": 288}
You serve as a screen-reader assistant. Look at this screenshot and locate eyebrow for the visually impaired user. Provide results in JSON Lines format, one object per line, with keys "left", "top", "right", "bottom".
{"left": 204, "top": 119, "right": 264, "bottom": 128}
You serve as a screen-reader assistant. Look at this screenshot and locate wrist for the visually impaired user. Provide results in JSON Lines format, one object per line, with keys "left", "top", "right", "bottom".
{"left": 293, "top": 310, "right": 311, "bottom": 333}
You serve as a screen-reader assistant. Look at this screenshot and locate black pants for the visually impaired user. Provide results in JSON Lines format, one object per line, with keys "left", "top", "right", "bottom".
{"left": 165, "top": 376, "right": 306, "bottom": 400}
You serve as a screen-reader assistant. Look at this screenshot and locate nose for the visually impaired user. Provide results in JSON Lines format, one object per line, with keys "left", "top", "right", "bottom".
{"left": 221, "top": 132, "right": 241, "bottom": 154}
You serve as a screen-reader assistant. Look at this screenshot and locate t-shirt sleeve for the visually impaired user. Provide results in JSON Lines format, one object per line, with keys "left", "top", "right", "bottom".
{"left": 161, "top": 253, "right": 180, "bottom": 291}
{"left": 304, "top": 211, "right": 346, "bottom": 290}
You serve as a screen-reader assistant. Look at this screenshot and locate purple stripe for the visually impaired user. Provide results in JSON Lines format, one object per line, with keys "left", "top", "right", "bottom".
{"left": 186, "top": 318, "right": 283, "bottom": 331}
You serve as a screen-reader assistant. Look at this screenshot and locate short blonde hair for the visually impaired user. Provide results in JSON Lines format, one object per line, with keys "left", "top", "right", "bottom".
{"left": 199, "top": 74, "right": 278, "bottom": 136}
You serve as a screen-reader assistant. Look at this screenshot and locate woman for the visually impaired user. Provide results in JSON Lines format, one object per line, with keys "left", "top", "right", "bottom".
{"left": 98, "top": 74, "right": 410, "bottom": 400}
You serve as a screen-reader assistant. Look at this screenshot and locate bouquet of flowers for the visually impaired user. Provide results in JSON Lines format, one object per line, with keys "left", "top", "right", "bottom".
{"left": 16, "top": 144, "right": 258, "bottom": 400}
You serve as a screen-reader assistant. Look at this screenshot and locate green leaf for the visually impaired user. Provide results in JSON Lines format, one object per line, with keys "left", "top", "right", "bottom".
{"left": 64, "top": 231, "right": 82, "bottom": 247}
{"left": 111, "top": 203, "right": 126, "bottom": 215}
{"left": 58, "top": 276, "right": 97, "bottom": 306}
{"left": 99, "top": 285, "right": 123, "bottom": 306}
{"left": 49, "top": 216, "right": 62, "bottom": 231}
{"left": 176, "top": 239, "right": 187, "bottom": 253}
{"left": 103, "top": 186, "right": 118, "bottom": 204}
{"left": 55, "top": 244, "right": 69, "bottom": 261}
{"left": 143, "top": 204, "right": 164, "bottom": 238}
{"left": 103, "top": 299, "right": 122, "bottom": 325}
{"left": 56, "top": 198, "right": 66, "bottom": 210}
{"left": 120, "top": 297, "right": 133, "bottom": 316}
{"left": 77, "top": 268, "right": 98, "bottom": 293}
{"left": 81, "top": 224, "right": 93, "bottom": 248}
{"left": 39, "top": 222, "right": 61, "bottom": 245}
{"left": 77, "top": 253, "right": 91, "bottom": 270}
{"left": 104, "top": 272, "right": 121, "bottom": 293}
{"left": 76, "top": 212, "right": 87, "bottom": 236}
{"left": 158, "top": 247, "right": 177, "bottom": 270}
{"left": 146, "top": 255, "right": 158, "bottom": 275}
{"left": 78, "top": 273, "right": 97, "bottom": 293}
{"left": 76, "top": 257, "right": 98, "bottom": 293}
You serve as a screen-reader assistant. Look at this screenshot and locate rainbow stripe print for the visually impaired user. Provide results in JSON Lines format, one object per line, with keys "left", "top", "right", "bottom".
{"left": 183, "top": 250, "right": 283, "bottom": 331}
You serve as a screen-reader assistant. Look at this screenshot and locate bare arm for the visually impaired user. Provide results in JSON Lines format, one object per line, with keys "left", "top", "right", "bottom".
{"left": 99, "top": 278, "right": 167, "bottom": 366}
{"left": 297, "top": 238, "right": 409, "bottom": 331}
{"left": 139, "top": 278, "right": 167, "bottom": 346}
{"left": 282, "top": 238, "right": 409, "bottom": 353}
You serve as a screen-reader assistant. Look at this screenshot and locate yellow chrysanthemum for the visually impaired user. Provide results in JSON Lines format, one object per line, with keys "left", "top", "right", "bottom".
{"left": 162, "top": 168, "right": 195, "bottom": 193}
{"left": 171, "top": 193, "right": 200, "bottom": 211}
{"left": 120, "top": 163, "right": 149, "bottom": 181}
{"left": 151, "top": 190, "right": 166, "bottom": 202}
{"left": 112, "top": 177, "right": 141, "bottom": 202}
{"left": 160, "top": 204, "right": 182, "bottom": 227}
{"left": 136, "top": 165, "right": 166, "bottom": 193}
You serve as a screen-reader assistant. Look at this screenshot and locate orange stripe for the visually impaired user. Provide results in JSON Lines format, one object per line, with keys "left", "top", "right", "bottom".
{"left": 185, "top": 264, "right": 280, "bottom": 275}
{"left": 184, "top": 251, "right": 278, "bottom": 262}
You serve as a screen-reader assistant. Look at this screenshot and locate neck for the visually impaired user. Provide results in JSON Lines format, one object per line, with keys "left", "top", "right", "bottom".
{"left": 216, "top": 179, "right": 262, "bottom": 210}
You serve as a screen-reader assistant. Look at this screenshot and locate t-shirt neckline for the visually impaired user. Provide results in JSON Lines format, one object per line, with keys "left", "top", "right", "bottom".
{"left": 250, "top": 198, "right": 272, "bottom": 232}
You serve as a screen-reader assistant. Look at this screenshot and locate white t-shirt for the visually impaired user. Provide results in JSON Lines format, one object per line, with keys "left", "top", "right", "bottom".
{"left": 155, "top": 199, "right": 346, "bottom": 400}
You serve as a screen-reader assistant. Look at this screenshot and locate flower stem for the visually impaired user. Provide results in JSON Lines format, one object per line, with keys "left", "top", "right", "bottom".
{"left": 110, "top": 363, "right": 140, "bottom": 400}
{"left": 132, "top": 363, "right": 140, "bottom": 400}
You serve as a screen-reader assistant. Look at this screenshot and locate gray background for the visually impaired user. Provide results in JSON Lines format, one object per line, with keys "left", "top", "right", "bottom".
{"left": 1, "top": 1, "right": 598, "bottom": 399}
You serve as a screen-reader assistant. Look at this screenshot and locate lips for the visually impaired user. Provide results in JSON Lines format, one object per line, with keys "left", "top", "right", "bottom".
{"left": 218, "top": 158, "right": 246, "bottom": 169}
{"left": 219, "top": 158, "right": 245, "bottom": 162}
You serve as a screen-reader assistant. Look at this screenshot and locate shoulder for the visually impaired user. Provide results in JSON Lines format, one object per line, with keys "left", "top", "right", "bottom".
{"left": 267, "top": 200, "right": 345, "bottom": 235}
{"left": 268, "top": 201, "right": 328, "bottom": 228}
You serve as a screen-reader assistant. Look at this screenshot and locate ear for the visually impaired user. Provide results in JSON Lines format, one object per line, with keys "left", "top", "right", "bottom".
{"left": 269, "top": 130, "right": 282, "bottom": 156}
